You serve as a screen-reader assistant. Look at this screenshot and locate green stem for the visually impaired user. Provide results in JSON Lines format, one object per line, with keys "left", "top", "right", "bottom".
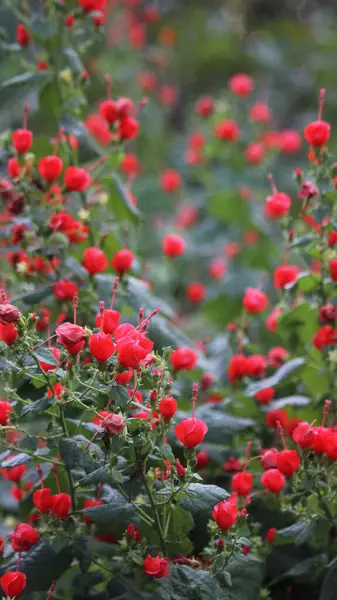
{"left": 141, "top": 471, "right": 167, "bottom": 556}
{"left": 59, "top": 404, "right": 76, "bottom": 511}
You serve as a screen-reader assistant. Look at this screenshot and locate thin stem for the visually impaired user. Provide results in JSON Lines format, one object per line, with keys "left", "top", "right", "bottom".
{"left": 141, "top": 471, "right": 167, "bottom": 556}
{"left": 59, "top": 404, "right": 76, "bottom": 510}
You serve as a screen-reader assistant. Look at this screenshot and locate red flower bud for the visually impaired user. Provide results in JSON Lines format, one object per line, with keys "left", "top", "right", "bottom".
{"left": 0, "top": 400, "right": 13, "bottom": 425}
{"left": 101, "top": 413, "right": 124, "bottom": 435}
{"left": 83, "top": 247, "right": 108, "bottom": 275}
{"left": 64, "top": 167, "right": 91, "bottom": 191}
{"left": 212, "top": 500, "right": 238, "bottom": 530}
{"left": 115, "top": 324, "right": 153, "bottom": 368}
{"left": 232, "top": 471, "right": 253, "bottom": 496}
{"left": 186, "top": 282, "right": 206, "bottom": 304}
{"left": 264, "top": 192, "right": 291, "bottom": 219}
{"left": 78, "top": 0, "right": 106, "bottom": 14}
{"left": 245, "top": 142, "right": 265, "bottom": 164}
{"left": 313, "top": 325, "right": 337, "bottom": 350}
{"left": 266, "top": 527, "right": 277, "bottom": 543}
{"left": 214, "top": 119, "right": 239, "bottom": 141}
{"left": 1, "top": 463, "right": 25, "bottom": 482}
{"left": 304, "top": 121, "right": 330, "bottom": 147}
{"left": 170, "top": 347, "right": 198, "bottom": 371}
{"left": 0, "top": 322, "right": 19, "bottom": 345}
{"left": 11, "top": 523, "right": 39, "bottom": 552}
{"left": 12, "top": 129, "right": 33, "bottom": 154}
{"left": 320, "top": 303, "right": 337, "bottom": 323}
{"left": 162, "top": 234, "right": 186, "bottom": 258}
{"left": 126, "top": 523, "right": 141, "bottom": 542}
{"left": 54, "top": 280, "right": 78, "bottom": 301}
{"left": 16, "top": 24, "right": 30, "bottom": 46}
{"left": 268, "top": 346, "right": 288, "bottom": 368}
{"left": 51, "top": 492, "right": 72, "bottom": 518}
{"left": 276, "top": 449, "right": 300, "bottom": 477}
{"left": 33, "top": 488, "right": 53, "bottom": 512}
{"left": 330, "top": 258, "right": 337, "bottom": 281}
{"left": 292, "top": 421, "right": 315, "bottom": 448}
{"left": 261, "top": 469, "right": 285, "bottom": 493}
{"left": 159, "top": 396, "right": 178, "bottom": 420}
{"left": 255, "top": 387, "right": 275, "bottom": 404}
{"left": 175, "top": 417, "right": 208, "bottom": 448}
{"left": 273, "top": 265, "right": 299, "bottom": 289}
{"left": 111, "top": 249, "right": 134, "bottom": 275}
{"left": 96, "top": 309, "right": 120, "bottom": 334}
{"left": 38, "top": 156, "right": 63, "bottom": 182}
{"left": 243, "top": 288, "right": 268, "bottom": 314}
{"left": 0, "top": 571, "right": 26, "bottom": 598}
{"left": 196, "top": 450, "right": 209, "bottom": 469}
{"left": 118, "top": 116, "right": 139, "bottom": 140}
{"left": 160, "top": 170, "right": 181, "bottom": 192}
{"left": 115, "top": 368, "right": 133, "bottom": 385}
{"left": 174, "top": 458, "right": 186, "bottom": 476}
{"left": 229, "top": 73, "right": 253, "bottom": 96}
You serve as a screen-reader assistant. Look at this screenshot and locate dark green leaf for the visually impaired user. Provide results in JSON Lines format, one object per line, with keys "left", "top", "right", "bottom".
{"left": 1, "top": 71, "right": 51, "bottom": 90}
{"left": 178, "top": 483, "right": 229, "bottom": 515}
{"left": 21, "top": 396, "right": 55, "bottom": 416}
{"left": 82, "top": 490, "right": 133, "bottom": 528}
{"left": 320, "top": 560, "right": 337, "bottom": 600}
{"left": 33, "top": 348, "right": 59, "bottom": 367}
{"left": 109, "top": 384, "right": 130, "bottom": 408}
{"left": 102, "top": 174, "right": 141, "bottom": 224}
{"left": 1, "top": 453, "right": 31, "bottom": 467}
{"left": 63, "top": 47, "right": 84, "bottom": 73}
{"left": 246, "top": 358, "right": 306, "bottom": 396}
{"left": 59, "top": 437, "right": 96, "bottom": 473}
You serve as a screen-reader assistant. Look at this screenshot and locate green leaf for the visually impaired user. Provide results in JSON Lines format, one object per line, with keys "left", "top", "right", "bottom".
{"left": 178, "top": 483, "right": 229, "bottom": 515}
{"left": 102, "top": 174, "right": 141, "bottom": 224}
{"left": 33, "top": 348, "right": 59, "bottom": 367}
{"left": 11, "top": 284, "right": 54, "bottom": 305}
{"left": 0, "top": 71, "right": 51, "bottom": 90}
{"left": 109, "top": 384, "right": 130, "bottom": 408}
{"left": 78, "top": 467, "right": 110, "bottom": 486}
{"left": 0, "top": 540, "right": 73, "bottom": 592}
{"left": 278, "top": 303, "right": 318, "bottom": 349}
{"left": 21, "top": 396, "right": 55, "bottom": 416}
{"left": 320, "top": 561, "right": 337, "bottom": 600}
{"left": 51, "top": 535, "right": 68, "bottom": 554}
{"left": 246, "top": 358, "right": 306, "bottom": 396}
{"left": 63, "top": 47, "right": 84, "bottom": 73}
{"left": 82, "top": 489, "right": 133, "bottom": 529}
{"left": 1, "top": 453, "right": 31, "bottom": 467}
{"left": 39, "top": 80, "right": 61, "bottom": 120}
{"left": 59, "top": 437, "right": 96, "bottom": 473}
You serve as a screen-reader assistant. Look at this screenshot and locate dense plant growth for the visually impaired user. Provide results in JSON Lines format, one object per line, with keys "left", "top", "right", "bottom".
{"left": 1, "top": 2, "right": 337, "bottom": 600}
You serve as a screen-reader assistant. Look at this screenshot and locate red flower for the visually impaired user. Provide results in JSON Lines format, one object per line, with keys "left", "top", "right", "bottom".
{"left": 83, "top": 499, "right": 103, "bottom": 524}
{"left": 313, "top": 326, "right": 337, "bottom": 350}
{"left": 101, "top": 413, "right": 124, "bottom": 435}
{"left": 64, "top": 167, "right": 91, "bottom": 191}
{"left": 227, "top": 354, "right": 247, "bottom": 383}
{"left": 266, "top": 409, "right": 288, "bottom": 429}
{"left": 121, "top": 153, "right": 140, "bottom": 177}
{"left": 83, "top": 247, "right": 108, "bottom": 275}
{"left": 160, "top": 170, "right": 181, "bottom": 192}
{"left": 175, "top": 417, "right": 208, "bottom": 448}
{"left": 11, "top": 523, "right": 39, "bottom": 552}
{"left": 118, "top": 116, "right": 139, "bottom": 140}
{"left": 159, "top": 396, "right": 178, "bottom": 420}
{"left": 214, "top": 119, "right": 239, "bottom": 141}
{"left": 255, "top": 387, "right": 275, "bottom": 404}
{"left": 1, "top": 464, "right": 25, "bottom": 482}
{"left": 276, "top": 449, "right": 300, "bottom": 477}
{"left": 96, "top": 309, "right": 120, "bottom": 334}
{"left": 243, "top": 288, "right": 268, "bottom": 314}
{"left": 143, "top": 554, "right": 170, "bottom": 578}
{"left": 273, "top": 265, "right": 299, "bottom": 289}
{"left": 33, "top": 488, "right": 53, "bottom": 512}
{"left": 79, "top": 0, "right": 106, "bottom": 13}
{"left": 85, "top": 114, "right": 112, "bottom": 145}
{"left": 320, "top": 303, "right": 337, "bottom": 323}
{"left": 330, "top": 258, "right": 337, "bottom": 281}
{"left": 232, "top": 471, "right": 253, "bottom": 496}
{"left": 12, "top": 129, "right": 33, "bottom": 154}
{"left": 264, "top": 192, "right": 291, "bottom": 219}
{"left": 223, "top": 457, "right": 242, "bottom": 472}
{"left": 298, "top": 180, "right": 319, "bottom": 200}
{"left": 245, "top": 142, "right": 265, "bottom": 164}
{"left": 249, "top": 102, "right": 271, "bottom": 123}
{"left": 126, "top": 523, "right": 141, "bottom": 542}
{"left": 16, "top": 24, "right": 30, "bottom": 46}
{"left": 208, "top": 259, "right": 227, "bottom": 280}
{"left": 115, "top": 324, "right": 153, "bottom": 368}
{"left": 0, "top": 302, "right": 20, "bottom": 325}
{"left": 323, "top": 430, "right": 337, "bottom": 460}
{"left": 54, "top": 280, "right": 78, "bottom": 301}
{"left": 268, "top": 346, "right": 288, "bottom": 368}
{"left": 51, "top": 493, "right": 72, "bottom": 518}
{"left": 162, "top": 234, "right": 186, "bottom": 257}
{"left": 260, "top": 448, "right": 278, "bottom": 470}
{"left": 186, "top": 282, "right": 206, "bottom": 304}
{"left": 292, "top": 421, "right": 315, "bottom": 448}
{"left": 266, "top": 528, "right": 277, "bottom": 543}
{"left": 229, "top": 73, "right": 253, "bottom": 96}
{"left": 0, "top": 400, "right": 13, "bottom": 425}
{"left": 115, "top": 369, "right": 133, "bottom": 385}
{"left": 245, "top": 354, "right": 266, "bottom": 378}
{"left": 170, "top": 347, "right": 198, "bottom": 371}
{"left": 175, "top": 459, "right": 186, "bottom": 476}
{"left": 38, "top": 156, "right": 63, "bottom": 182}
{"left": 261, "top": 469, "right": 285, "bottom": 493}
{"left": 304, "top": 121, "right": 330, "bottom": 147}
{"left": 212, "top": 500, "right": 238, "bottom": 530}
{"left": 195, "top": 96, "right": 215, "bottom": 117}
{"left": 0, "top": 571, "right": 26, "bottom": 598}
{"left": 266, "top": 308, "right": 282, "bottom": 332}
{"left": 280, "top": 130, "right": 301, "bottom": 153}
{"left": 112, "top": 249, "right": 134, "bottom": 275}
{"left": 55, "top": 322, "right": 86, "bottom": 355}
